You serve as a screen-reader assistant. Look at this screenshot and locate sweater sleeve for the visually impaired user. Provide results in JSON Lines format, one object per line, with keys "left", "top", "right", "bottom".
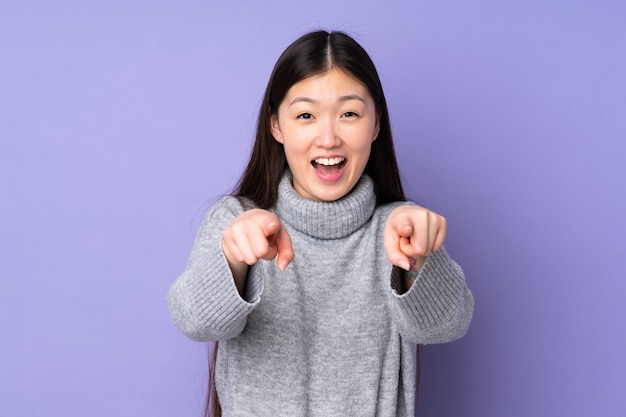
{"left": 167, "top": 197, "right": 263, "bottom": 342}
{"left": 389, "top": 246, "right": 474, "bottom": 344}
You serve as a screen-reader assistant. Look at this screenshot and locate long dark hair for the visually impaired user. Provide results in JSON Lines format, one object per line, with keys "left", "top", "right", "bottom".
{"left": 206, "top": 30, "right": 413, "bottom": 417}
{"left": 236, "top": 30, "right": 405, "bottom": 208}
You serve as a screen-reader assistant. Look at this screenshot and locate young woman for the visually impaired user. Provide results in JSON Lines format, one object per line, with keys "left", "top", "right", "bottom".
{"left": 168, "top": 30, "right": 474, "bottom": 417}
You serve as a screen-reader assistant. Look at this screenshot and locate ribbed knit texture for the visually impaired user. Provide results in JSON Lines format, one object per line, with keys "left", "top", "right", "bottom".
{"left": 276, "top": 171, "right": 376, "bottom": 239}
{"left": 168, "top": 172, "right": 474, "bottom": 416}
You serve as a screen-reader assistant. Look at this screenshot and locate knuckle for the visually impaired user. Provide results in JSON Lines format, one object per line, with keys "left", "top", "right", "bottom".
{"left": 411, "top": 241, "right": 427, "bottom": 256}
{"left": 254, "top": 246, "right": 267, "bottom": 258}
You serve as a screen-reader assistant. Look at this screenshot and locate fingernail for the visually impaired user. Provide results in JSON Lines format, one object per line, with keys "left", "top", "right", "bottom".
{"left": 399, "top": 260, "right": 410, "bottom": 270}
{"left": 278, "top": 259, "right": 288, "bottom": 271}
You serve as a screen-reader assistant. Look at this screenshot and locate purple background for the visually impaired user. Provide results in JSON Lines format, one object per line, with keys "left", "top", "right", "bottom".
{"left": 2, "top": 1, "right": 625, "bottom": 416}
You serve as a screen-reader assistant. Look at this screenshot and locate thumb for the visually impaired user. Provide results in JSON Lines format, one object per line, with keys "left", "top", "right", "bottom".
{"left": 384, "top": 222, "right": 411, "bottom": 271}
{"left": 266, "top": 220, "right": 294, "bottom": 271}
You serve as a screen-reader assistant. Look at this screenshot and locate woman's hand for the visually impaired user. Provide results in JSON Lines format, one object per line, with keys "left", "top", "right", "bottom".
{"left": 384, "top": 205, "right": 447, "bottom": 274}
{"left": 222, "top": 209, "right": 294, "bottom": 292}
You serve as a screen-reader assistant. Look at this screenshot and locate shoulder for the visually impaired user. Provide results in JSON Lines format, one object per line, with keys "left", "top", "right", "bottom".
{"left": 211, "top": 195, "right": 257, "bottom": 214}
{"left": 198, "top": 195, "right": 257, "bottom": 231}
{"left": 374, "top": 200, "right": 415, "bottom": 218}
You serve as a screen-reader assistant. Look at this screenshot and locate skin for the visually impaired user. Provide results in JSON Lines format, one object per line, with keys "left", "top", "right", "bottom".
{"left": 270, "top": 68, "right": 379, "bottom": 203}
{"left": 222, "top": 69, "right": 446, "bottom": 294}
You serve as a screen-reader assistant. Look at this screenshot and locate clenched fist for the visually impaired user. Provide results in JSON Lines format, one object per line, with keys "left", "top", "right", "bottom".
{"left": 384, "top": 205, "right": 447, "bottom": 272}
{"left": 222, "top": 209, "right": 294, "bottom": 293}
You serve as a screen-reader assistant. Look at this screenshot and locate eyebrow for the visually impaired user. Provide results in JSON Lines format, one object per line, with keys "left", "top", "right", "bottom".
{"left": 288, "top": 94, "right": 367, "bottom": 107}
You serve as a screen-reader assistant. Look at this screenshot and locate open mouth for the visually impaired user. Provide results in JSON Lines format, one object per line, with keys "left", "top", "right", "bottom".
{"left": 311, "top": 157, "right": 346, "bottom": 175}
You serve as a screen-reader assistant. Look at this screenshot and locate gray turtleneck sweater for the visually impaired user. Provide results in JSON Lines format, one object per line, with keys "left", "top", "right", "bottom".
{"left": 168, "top": 173, "right": 474, "bottom": 417}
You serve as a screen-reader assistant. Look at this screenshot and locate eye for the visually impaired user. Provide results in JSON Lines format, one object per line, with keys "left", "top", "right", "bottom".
{"left": 342, "top": 111, "right": 358, "bottom": 118}
{"left": 297, "top": 112, "right": 314, "bottom": 120}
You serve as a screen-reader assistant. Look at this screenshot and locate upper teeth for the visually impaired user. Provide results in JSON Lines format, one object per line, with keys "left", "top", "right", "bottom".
{"left": 314, "top": 157, "right": 344, "bottom": 166}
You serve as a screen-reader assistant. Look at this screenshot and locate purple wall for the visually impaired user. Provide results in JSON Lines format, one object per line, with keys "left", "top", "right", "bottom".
{"left": 2, "top": 1, "right": 625, "bottom": 416}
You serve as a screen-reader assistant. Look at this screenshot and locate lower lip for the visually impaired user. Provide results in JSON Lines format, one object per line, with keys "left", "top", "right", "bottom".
{"left": 313, "top": 163, "right": 346, "bottom": 182}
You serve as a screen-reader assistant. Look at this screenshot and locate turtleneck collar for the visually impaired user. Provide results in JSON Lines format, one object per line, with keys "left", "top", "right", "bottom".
{"left": 275, "top": 170, "right": 376, "bottom": 240}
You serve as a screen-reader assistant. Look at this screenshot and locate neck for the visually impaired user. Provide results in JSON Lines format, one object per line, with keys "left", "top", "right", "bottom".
{"left": 275, "top": 170, "right": 376, "bottom": 239}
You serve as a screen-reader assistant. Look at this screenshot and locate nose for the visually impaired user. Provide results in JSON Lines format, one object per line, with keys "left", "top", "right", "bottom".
{"left": 316, "top": 119, "right": 341, "bottom": 149}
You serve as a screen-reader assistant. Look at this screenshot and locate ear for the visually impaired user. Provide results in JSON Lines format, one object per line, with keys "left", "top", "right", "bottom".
{"left": 270, "top": 114, "right": 284, "bottom": 144}
{"left": 372, "top": 115, "right": 381, "bottom": 142}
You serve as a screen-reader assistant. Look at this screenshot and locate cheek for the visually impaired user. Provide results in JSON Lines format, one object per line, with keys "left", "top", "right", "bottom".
{"left": 282, "top": 142, "right": 308, "bottom": 168}
{"left": 355, "top": 145, "right": 373, "bottom": 172}
{"left": 282, "top": 128, "right": 311, "bottom": 153}
{"left": 353, "top": 133, "right": 374, "bottom": 156}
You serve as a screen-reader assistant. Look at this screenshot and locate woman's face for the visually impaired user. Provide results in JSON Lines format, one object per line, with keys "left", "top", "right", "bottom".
{"left": 270, "top": 68, "right": 379, "bottom": 202}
